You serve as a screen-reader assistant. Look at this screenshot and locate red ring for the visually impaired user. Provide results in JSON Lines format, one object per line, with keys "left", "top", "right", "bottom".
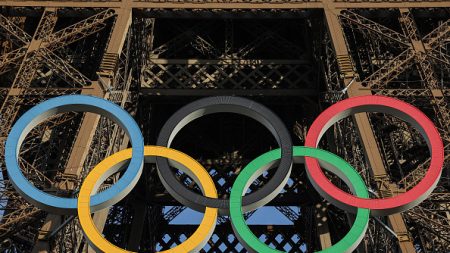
{"left": 305, "top": 95, "right": 444, "bottom": 216}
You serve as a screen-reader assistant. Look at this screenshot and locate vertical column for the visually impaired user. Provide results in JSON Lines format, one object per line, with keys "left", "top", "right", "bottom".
{"left": 32, "top": 7, "right": 133, "bottom": 253}
{"left": 315, "top": 202, "right": 331, "bottom": 249}
{"left": 86, "top": 7, "right": 137, "bottom": 252}
{"left": 127, "top": 202, "right": 147, "bottom": 250}
{"left": 323, "top": 4, "right": 416, "bottom": 253}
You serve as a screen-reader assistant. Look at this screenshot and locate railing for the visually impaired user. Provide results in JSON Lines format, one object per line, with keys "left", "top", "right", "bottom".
{"left": 142, "top": 58, "right": 314, "bottom": 90}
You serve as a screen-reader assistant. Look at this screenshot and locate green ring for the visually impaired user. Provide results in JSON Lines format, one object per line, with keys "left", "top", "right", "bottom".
{"left": 230, "top": 146, "right": 370, "bottom": 253}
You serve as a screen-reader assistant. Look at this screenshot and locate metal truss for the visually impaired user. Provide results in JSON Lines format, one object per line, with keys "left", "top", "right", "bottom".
{"left": 0, "top": 1, "right": 449, "bottom": 253}
{"left": 336, "top": 7, "right": 450, "bottom": 252}
{"left": 141, "top": 20, "right": 315, "bottom": 96}
{"left": 0, "top": 7, "right": 121, "bottom": 253}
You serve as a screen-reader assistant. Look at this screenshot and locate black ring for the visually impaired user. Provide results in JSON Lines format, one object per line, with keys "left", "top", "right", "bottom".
{"left": 156, "top": 96, "right": 293, "bottom": 215}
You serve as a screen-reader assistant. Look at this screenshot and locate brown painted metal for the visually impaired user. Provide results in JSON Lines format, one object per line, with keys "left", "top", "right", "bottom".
{"left": 324, "top": 5, "right": 416, "bottom": 252}
{"left": 0, "top": 0, "right": 449, "bottom": 252}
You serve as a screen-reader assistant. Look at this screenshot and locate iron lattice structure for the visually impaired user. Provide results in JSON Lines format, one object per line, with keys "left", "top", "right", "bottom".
{"left": 0, "top": 1, "right": 449, "bottom": 252}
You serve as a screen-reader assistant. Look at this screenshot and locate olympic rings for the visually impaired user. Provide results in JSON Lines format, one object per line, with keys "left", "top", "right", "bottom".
{"left": 304, "top": 95, "right": 444, "bottom": 216}
{"left": 156, "top": 96, "right": 293, "bottom": 215}
{"left": 229, "top": 147, "right": 370, "bottom": 253}
{"left": 78, "top": 146, "right": 217, "bottom": 253}
{"left": 5, "top": 95, "right": 144, "bottom": 214}
{"left": 4, "top": 94, "right": 444, "bottom": 252}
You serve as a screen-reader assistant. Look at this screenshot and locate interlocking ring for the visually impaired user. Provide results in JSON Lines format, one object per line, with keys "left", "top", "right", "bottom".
{"left": 156, "top": 96, "right": 293, "bottom": 215}
{"left": 4, "top": 94, "right": 444, "bottom": 253}
{"left": 5, "top": 95, "right": 144, "bottom": 214}
{"left": 78, "top": 146, "right": 217, "bottom": 253}
{"left": 304, "top": 95, "right": 444, "bottom": 216}
{"left": 229, "top": 147, "right": 370, "bottom": 253}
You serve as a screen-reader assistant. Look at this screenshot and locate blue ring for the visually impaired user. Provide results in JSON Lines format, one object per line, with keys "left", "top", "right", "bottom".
{"left": 5, "top": 95, "right": 144, "bottom": 214}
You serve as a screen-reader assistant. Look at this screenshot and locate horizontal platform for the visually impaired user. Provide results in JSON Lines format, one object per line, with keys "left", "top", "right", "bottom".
{"left": 140, "top": 88, "right": 318, "bottom": 96}
{"left": 3, "top": 1, "right": 450, "bottom": 10}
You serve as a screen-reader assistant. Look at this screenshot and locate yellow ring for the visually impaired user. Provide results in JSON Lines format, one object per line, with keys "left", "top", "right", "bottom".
{"left": 78, "top": 146, "right": 218, "bottom": 253}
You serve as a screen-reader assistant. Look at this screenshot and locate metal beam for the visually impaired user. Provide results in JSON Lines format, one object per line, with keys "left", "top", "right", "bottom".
{"left": 323, "top": 4, "right": 416, "bottom": 252}
{"left": 32, "top": 5, "right": 132, "bottom": 252}
{"left": 140, "top": 88, "right": 318, "bottom": 97}
{"left": 3, "top": 0, "right": 450, "bottom": 9}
